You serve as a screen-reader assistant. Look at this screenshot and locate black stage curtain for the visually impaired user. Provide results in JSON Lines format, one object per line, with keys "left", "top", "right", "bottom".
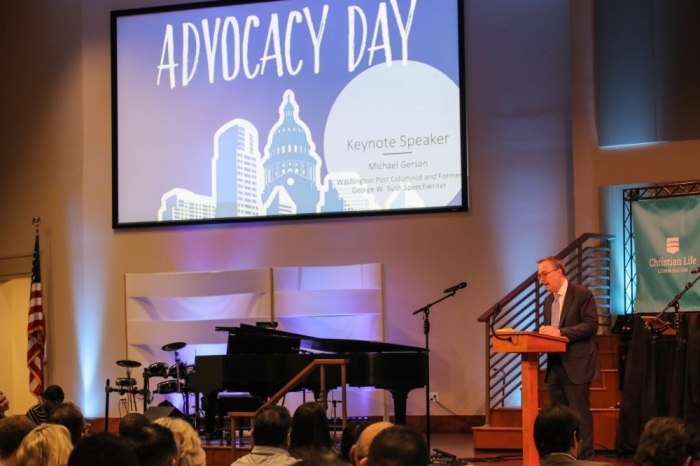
{"left": 616, "top": 312, "right": 700, "bottom": 453}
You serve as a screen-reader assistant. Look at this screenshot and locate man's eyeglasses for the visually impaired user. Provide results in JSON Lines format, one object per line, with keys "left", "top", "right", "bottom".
{"left": 537, "top": 269, "right": 558, "bottom": 280}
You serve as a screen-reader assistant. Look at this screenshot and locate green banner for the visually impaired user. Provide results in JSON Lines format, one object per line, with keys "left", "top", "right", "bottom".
{"left": 632, "top": 196, "right": 700, "bottom": 312}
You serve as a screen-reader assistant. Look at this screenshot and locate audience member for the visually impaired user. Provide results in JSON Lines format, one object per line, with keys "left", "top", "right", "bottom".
{"left": 25, "top": 385, "right": 65, "bottom": 425}
{"left": 154, "top": 417, "right": 206, "bottom": 466}
{"left": 0, "top": 389, "right": 10, "bottom": 419}
{"left": 634, "top": 417, "right": 700, "bottom": 466}
{"left": 129, "top": 423, "right": 178, "bottom": 466}
{"left": 15, "top": 423, "right": 73, "bottom": 466}
{"left": 67, "top": 432, "right": 139, "bottom": 466}
{"left": 231, "top": 404, "right": 298, "bottom": 466}
{"left": 119, "top": 412, "right": 151, "bottom": 437}
{"left": 47, "top": 402, "right": 88, "bottom": 444}
{"left": 366, "top": 424, "right": 429, "bottom": 466}
{"left": 288, "top": 402, "right": 336, "bottom": 461}
{"left": 534, "top": 405, "right": 611, "bottom": 465}
{"left": 351, "top": 421, "right": 393, "bottom": 466}
{"left": 296, "top": 451, "right": 349, "bottom": 466}
{"left": 339, "top": 420, "right": 369, "bottom": 464}
{"left": 0, "top": 416, "right": 36, "bottom": 466}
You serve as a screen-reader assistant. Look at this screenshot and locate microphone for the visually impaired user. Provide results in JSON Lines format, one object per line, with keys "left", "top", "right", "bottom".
{"left": 692, "top": 267, "right": 700, "bottom": 274}
{"left": 444, "top": 282, "right": 467, "bottom": 293}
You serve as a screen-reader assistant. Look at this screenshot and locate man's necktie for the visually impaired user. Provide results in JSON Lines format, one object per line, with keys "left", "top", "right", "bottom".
{"left": 551, "top": 293, "right": 561, "bottom": 328}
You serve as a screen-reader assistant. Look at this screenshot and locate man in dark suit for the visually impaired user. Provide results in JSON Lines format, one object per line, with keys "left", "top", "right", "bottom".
{"left": 537, "top": 256, "right": 600, "bottom": 461}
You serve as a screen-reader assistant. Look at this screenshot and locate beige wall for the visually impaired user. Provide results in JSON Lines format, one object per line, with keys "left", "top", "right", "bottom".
{"left": 0, "top": 279, "right": 36, "bottom": 415}
{"left": 0, "top": 0, "right": 697, "bottom": 420}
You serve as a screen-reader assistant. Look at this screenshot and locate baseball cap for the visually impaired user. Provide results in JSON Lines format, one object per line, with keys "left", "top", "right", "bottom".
{"left": 40, "top": 385, "right": 65, "bottom": 402}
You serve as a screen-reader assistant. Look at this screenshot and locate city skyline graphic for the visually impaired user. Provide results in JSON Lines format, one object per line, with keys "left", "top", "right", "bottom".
{"left": 157, "top": 89, "right": 418, "bottom": 221}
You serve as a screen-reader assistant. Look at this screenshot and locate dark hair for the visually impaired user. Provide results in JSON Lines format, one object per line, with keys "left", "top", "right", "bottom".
{"left": 289, "top": 402, "right": 333, "bottom": 452}
{"left": 40, "top": 385, "right": 65, "bottom": 403}
{"left": 367, "top": 425, "right": 429, "bottom": 466}
{"left": 252, "top": 405, "right": 292, "bottom": 448}
{"left": 533, "top": 405, "right": 580, "bottom": 457}
{"left": 119, "top": 412, "right": 151, "bottom": 438}
{"left": 68, "top": 432, "right": 139, "bottom": 466}
{"left": 48, "top": 402, "right": 85, "bottom": 444}
{"left": 128, "top": 423, "right": 178, "bottom": 466}
{"left": 0, "top": 416, "right": 36, "bottom": 458}
{"left": 634, "top": 417, "right": 700, "bottom": 466}
{"left": 340, "top": 419, "right": 369, "bottom": 461}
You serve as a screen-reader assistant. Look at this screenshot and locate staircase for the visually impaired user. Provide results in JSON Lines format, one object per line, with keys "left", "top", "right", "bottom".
{"left": 472, "top": 334, "right": 621, "bottom": 451}
{"left": 473, "top": 233, "right": 619, "bottom": 452}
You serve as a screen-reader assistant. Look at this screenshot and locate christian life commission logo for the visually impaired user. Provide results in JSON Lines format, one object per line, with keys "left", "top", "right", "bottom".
{"left": 646, "top": 236, "right": 698, "bottom": 273}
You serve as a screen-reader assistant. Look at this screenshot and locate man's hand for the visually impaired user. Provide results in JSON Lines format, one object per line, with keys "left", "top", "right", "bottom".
{"left": 539, "top": 325, "right": 562, "bottom": 337}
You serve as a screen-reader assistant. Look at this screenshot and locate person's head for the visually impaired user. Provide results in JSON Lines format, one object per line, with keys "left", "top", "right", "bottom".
{"left": 39, "top": 385, "right": 65, "bottom": 415}
{"left": 366, "top": 424, "right": 429, "bottom": 466}
{"left": 533, "top": 404, "right": 581, "bottom": 458}
{"left": 128, "top": 423, "right": 178, "bottom": 466}
{"left": 153, "top": 417, "right": 205, "bottom": 466}
{"left": 634, "top": 417, "right": 700, "bottom": 466}
{"left": 48, "top": 402, "right": 87, "bottom": 444}
{"left": 67, "top": 432, "right": 139, "bottom": 466}
{"left": 0, "top": 416, "right": 36, "bottom": 466}
{"left": 352, "top": 421, "right": 393, "bottom": 466}
{"left": 537, "top": 256, "right": 566, "bottom": 294}
{"left": 119, "top": 412, "right": 151, "bottom": 438}
{"left": 16, "top": 423, "right": 73, "bottom": 466}
{"left": 0, "top": 390, "right": 10, "bottom": 417}
{"left": 289, "top": 401, "right": 333, "bottom": 451}
{"left": 340, "top": 420, "right": 369, "bottom": 462}
{"left": 251, "top": 405, "right": 293, "bottom": 449}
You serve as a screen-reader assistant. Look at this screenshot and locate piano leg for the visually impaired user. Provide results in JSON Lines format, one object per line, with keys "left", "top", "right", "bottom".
{"left": 389, "top": 388, "right": 409, "bottom": 424}
{"left": 202, "top": 391, "right": 218, "bottom": 444}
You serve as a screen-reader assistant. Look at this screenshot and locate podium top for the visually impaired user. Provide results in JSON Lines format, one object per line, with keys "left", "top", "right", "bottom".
{"left": 491, "top": 330, "right": 568, "bottom": 353}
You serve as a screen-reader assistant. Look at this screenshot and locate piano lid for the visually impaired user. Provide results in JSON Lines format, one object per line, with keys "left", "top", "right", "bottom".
{"left": 216, "top": 324, "right": 426, "bottom": 355}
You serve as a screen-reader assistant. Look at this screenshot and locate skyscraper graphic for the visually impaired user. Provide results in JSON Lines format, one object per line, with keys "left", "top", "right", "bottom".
{"left": 212, "top": 119, "right": 261, "bottom": 218}
{"left": 158, "top": 188, "right": 216, "bottom": 221}
{"left": 261, "top": 90, "right": 323, "bottom": 215}
{"left": 320, "top": 172, "right": 379, "bottom": 212}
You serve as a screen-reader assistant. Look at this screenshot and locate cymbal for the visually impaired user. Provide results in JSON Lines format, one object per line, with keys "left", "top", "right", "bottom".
{"left": 116, "top": 359, "right": 142, "bottom": 368}
{"left": 161, "top": 342, "right": 186, "bottom": 352}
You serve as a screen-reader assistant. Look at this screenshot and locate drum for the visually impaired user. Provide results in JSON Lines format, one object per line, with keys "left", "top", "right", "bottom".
{"left": 156, "top": 380, "right": 179, "bottom": 394}
{"left": 115, "top": 377, "right": 137, "bottom": 388}
{"left": 168, "top": 363, "right": 189, "bottom": 379}
{"left": 145, "top": 362, "right": 168, "bottom": 378}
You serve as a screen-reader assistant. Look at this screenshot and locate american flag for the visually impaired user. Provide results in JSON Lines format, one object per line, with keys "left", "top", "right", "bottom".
{"left": 27, "top": 235, "right": 45, "bottom": 397}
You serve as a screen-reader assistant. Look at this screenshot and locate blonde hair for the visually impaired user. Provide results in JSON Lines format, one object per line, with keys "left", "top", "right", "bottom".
{"left": 153, "top": 417, "right": 206, "bottom": 466}
{"left": 16, "top": 423, "right": 72, "bottom": 466}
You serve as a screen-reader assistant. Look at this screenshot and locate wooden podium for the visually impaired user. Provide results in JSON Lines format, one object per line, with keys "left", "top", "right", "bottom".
{"left": 491, "top": 330, "right": 568, "bottom": 466}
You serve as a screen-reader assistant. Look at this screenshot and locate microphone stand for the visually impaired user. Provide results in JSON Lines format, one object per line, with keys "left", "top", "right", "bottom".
{"left": 644, "top": 274, "right": 700, "bottom": 339}
{"left": 413, "top": 288, "right": 462, "bottom": 453}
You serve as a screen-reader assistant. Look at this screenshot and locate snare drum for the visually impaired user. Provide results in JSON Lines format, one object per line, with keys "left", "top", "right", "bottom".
{"left": 156, "top": 380, "right": 179, "bottom": 394}
{"left": 145, "top": 362, "right": 168, "bottom": 378}
{"left": 115, "top": 377, "right": 137, "bottom": 388}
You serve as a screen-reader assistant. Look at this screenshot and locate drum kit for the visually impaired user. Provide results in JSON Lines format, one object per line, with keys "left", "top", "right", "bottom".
{"left": 105, "top": 341, "right": 196, "bottom": 420}
{"left": 145, "top": 341, "right": 195, "bottom": 398}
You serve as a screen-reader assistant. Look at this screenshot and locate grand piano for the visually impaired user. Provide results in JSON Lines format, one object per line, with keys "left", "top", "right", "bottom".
{"left": 188, "top": 324, "right": 427, "bottom": 437}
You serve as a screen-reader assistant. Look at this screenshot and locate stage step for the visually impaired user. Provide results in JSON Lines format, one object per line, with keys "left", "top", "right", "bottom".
{"left": 473, "top": 407, "right": 620, "bottom": 451}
